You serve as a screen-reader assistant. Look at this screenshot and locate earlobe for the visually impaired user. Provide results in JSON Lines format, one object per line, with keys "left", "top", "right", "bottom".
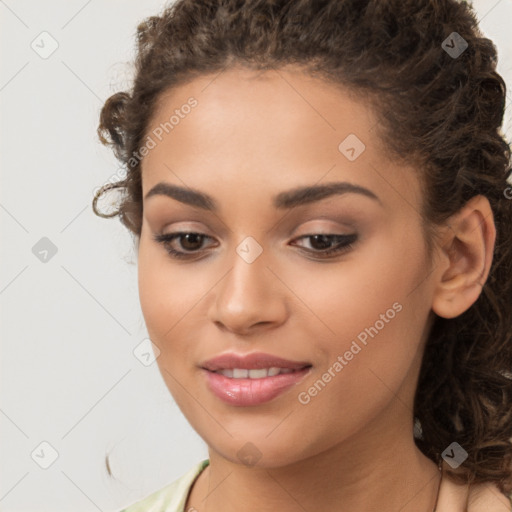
{"left": 431, "top": 195, "right": 496, "bottom": 319}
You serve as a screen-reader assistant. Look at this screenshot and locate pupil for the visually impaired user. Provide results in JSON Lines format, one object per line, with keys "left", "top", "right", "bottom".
{"left": 182, "top": 233, "right": 203, "bottom": 250}
{"left": 311, "top": 235, "right": 331, "bottom": 250}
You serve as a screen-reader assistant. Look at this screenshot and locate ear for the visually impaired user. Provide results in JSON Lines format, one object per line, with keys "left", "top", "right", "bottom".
{"left": 431, "top": 195, "right": 496, "bottom": 319}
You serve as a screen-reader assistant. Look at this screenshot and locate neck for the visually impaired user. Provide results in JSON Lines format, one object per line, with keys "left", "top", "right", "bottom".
{"left": 188, "top": 399, "right": 441, "bottom": 512}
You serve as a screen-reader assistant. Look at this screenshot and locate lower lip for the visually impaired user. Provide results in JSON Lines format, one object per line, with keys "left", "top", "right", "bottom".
{"left": 202, "top": 367, "right": 312, "bottom": 406}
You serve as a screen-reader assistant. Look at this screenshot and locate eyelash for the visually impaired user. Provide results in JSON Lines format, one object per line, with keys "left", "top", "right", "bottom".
{"left": 152, "top": 231, "right": 358, "bottom": 260}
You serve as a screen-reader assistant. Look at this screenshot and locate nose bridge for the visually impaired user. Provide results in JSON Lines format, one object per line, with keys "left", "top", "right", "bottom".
{"left": 222, "top": 234, "right": 272, "bottom": 307}
{"left": 208, "top": 233, "right": 287, "bottom": 332}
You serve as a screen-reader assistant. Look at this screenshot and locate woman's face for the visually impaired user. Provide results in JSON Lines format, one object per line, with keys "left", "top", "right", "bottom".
{"left": 137, "top": 66, "right": 439, "bottom": 467}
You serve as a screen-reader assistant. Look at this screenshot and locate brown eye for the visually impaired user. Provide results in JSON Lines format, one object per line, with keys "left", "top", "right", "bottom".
{"left": 177, "top": 233, "right": 206, "bottom": 251}
{"left": 292, "top": 233, "right": 358, "bottom": 258}
{"left": 153, "top": 232, "right": 214, "bottom": 259}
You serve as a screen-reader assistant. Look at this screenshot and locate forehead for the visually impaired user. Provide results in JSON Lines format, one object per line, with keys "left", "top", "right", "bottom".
{"left": 140, "top": 66, "right": 422, "bottom": 214}
{"left": 144, "top": 65, "right": 377, "bottom": 161}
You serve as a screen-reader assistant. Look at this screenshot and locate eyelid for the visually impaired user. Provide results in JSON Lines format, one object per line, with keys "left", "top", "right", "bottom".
{"left": 289, "top": 219, "right": 357, "bottom": 237}
{"left": 157, "top": 218, "right": 357, "bottom": 244}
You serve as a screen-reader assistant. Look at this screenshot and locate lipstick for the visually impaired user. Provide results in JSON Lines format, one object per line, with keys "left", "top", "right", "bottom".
{"left": 200, "top": 352, "right": 312, "bottom": 406}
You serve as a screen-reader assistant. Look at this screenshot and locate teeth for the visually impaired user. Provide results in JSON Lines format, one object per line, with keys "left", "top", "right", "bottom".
{"left": 267, "top": 367, "right": 281, "bottom": 377}
{"left": 216, "top": 367, "right": 298, "bottom": 379}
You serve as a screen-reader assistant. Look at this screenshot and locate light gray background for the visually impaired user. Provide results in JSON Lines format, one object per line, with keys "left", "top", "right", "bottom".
{"left": 1, "top": 1, "right": 511, "bottom": 511}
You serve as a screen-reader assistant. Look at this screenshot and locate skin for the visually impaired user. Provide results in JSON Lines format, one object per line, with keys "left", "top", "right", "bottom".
{"left": 136, "top": 66, "right": 504, "bottom": 511}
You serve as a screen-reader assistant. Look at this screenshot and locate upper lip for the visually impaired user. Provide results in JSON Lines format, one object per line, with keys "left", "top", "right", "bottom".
{"left": 200, "top": 352, "right": 312, "bottom": 371}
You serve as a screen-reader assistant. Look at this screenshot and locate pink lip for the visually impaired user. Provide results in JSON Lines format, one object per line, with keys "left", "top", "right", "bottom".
{"left": 199, "top": 352, "right": 312, "bottom": 407}
{"left": 200, "top": 351, "right": 311, "bottom": 371}
{"left": 201, "top": 366, "right": 312, "bottom": 406}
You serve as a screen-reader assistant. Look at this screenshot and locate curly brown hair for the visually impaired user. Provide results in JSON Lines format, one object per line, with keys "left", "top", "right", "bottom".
{"left": 93, "top": 0, "right": 512, "bottom": 495}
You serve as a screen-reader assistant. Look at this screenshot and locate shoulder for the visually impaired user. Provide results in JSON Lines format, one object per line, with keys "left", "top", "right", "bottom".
{"left": 118, "top": 459, "right": 210, "bottom": 512}
{"left": 437, "top": 470, "right": 512, "bottom": 512}
{"left": 467, "top": 482, "right": 512, "bottom": 512}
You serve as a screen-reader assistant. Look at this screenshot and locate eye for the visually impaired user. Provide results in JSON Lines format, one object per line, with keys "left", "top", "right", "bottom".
{"left": 291, "top": 233, "right": 358, "bottom": 258}
{"left": 152, "top": 232, "right": 215, "bottom": 260}
{"left": 153, "top": 231, "right": 358, "bottom": 260}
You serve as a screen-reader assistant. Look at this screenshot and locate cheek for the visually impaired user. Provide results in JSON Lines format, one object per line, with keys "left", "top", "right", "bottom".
{"left": 137, "top": 231, "right": 223, "bottom": 391}
{"left": 137, "top": 243, "right": 200, "bottom": 409}
{"left": 137, "top": 233, "right": 200, "bottom": 338}
{"left": 290, "top": 228, "right": 430, "bottom": 408}
{"left": 290, "top": 226, "right": 428, "bottom": 341}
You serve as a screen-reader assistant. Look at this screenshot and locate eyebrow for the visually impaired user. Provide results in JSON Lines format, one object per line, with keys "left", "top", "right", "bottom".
{"left": 144, "top": 181, "right": 381, "bottom": 210}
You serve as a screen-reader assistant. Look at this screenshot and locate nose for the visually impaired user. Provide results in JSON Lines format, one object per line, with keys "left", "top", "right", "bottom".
{"left": 207, "top": 242, "right": 288, "bottom": 336}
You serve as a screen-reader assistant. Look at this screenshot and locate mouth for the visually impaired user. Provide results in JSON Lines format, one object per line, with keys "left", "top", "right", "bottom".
{"left": 200, "top": 351, "right": 312, "bottom": 372}
{"left": 200, "top": 364, "right": 312, "bottom": 407}
{"left": 199, "top": 351, "right": 313, "bottom": 406}
{"left": 206, "top": 366, "right": 312, "bottom": 379}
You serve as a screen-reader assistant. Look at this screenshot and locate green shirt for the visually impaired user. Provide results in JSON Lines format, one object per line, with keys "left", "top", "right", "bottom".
{"left": 120, "top": 459, "right": 210, "bottom": 512}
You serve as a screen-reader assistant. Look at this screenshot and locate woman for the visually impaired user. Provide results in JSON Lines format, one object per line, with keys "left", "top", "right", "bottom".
{"left": 93, "top": 0, "right": 512, "bottom": 510}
